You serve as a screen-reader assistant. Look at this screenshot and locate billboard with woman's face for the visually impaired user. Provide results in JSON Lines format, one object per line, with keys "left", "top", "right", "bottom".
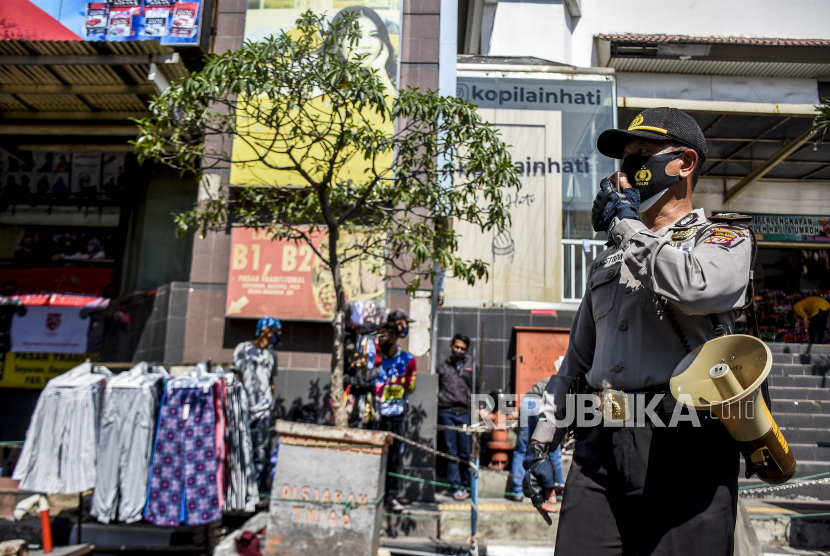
{"left": 230, "top": 0, "right": 402, "bottom": 187}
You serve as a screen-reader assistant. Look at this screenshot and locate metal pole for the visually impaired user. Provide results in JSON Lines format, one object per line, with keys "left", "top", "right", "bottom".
{"left": 470, "top": 321, "right": 485, "bottom": 554}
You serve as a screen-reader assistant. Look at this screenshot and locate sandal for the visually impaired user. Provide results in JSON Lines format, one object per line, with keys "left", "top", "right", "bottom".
{"left": 453, "top": 490, "right": 470, "bottom": 500}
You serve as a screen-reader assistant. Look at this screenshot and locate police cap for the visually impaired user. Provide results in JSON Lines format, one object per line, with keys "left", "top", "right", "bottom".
{"left": 597, "top": 107, "right": 708, "bottom": 162}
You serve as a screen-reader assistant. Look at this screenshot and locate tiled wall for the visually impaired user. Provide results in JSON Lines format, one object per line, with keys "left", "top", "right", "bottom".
{"left": 435, "top": 306, "right": 577, "bottom": 394}
{"left": 179, "top": 0, "right": 448, "bottom": 368}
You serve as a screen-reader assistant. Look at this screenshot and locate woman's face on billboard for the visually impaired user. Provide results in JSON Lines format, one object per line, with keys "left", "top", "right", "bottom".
{"left": 343, "top": 15, "right": 383, "bottom": 66}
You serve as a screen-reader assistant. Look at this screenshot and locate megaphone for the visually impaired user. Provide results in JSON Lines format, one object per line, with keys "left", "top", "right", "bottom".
{"left": 670, "top": 334, "right": 796, "bottom": 485}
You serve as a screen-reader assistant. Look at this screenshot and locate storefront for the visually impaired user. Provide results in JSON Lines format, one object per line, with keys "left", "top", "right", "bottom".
{"left": 735, "top": 214, "right": 830, "bottom": 343}
{"left": 0, "top": 1, "right": 212, "bottom": 440}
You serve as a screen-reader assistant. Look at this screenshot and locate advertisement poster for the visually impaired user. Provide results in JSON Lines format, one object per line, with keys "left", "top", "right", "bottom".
{"left": 226, "top": 228, "right": 385, "bottom": 321}
{"left": 444, "top": 110, "right": 564, "bottom": 303}
{"left": 0, "top": 0, "right": 203, "bottom": 45}
{"left": 229, "top": 0, "right": 402, "bottom": 187}
{"left": 751, "top": 214, "right": 830, "bottom": 244}
{"left": 71, "top": 153, "right": 103, "bottom": 196}
{"left": 0, "top": 353, "right": 100, "bottom": 389}
{"left": 11, "top": 306, "right": 90, "bottom": 354}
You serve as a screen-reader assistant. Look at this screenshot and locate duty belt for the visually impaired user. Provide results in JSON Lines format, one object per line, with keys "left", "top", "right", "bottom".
{"left": 586, "top": 385, "right": 671, "bottom": 423}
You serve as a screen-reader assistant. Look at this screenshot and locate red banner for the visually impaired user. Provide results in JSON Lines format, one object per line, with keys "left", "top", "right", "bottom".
{"left": 0, "top": 268, "right": 113, "bottom": 296}
{"left": 0, "top": 1, "right": 81, "bottom": 41}
{"left": 226, "top": 228, "right": 384, "bottom": 321}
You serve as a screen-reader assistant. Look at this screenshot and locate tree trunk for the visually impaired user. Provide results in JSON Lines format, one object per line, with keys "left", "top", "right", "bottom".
{"left": 328, "top": 227, "right": 349, "bottom": 428}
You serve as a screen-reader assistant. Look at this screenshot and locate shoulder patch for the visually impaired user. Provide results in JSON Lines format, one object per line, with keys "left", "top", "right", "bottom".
{"left": 709, "top": 225, "right": 747, "bottom": 238}
{"left": 674, "top": 212, "right": 699, "bottom": 228}
{"left": 704, "top": 235, "right": 735, "bottom": 247}
{"left": 710, "top": 213, "right": 752, "bottom": 224}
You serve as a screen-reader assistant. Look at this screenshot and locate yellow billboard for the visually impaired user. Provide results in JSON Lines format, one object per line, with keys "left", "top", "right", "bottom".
{"left": 230, "top": 0, "right": 402, "bottom": 187}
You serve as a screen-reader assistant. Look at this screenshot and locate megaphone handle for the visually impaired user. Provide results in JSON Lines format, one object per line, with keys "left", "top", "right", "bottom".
{"left": 659, "top": 298, "right": 692, "bottom": 353}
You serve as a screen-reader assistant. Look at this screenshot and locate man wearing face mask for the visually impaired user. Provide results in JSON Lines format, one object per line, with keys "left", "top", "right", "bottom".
{"left": 524, "top": 108, "right": 753, "bottom": 555}
{"left": 372, "top": 319, "right": 417, "bottom": 512}
{"left": 233, "top": 316, "right": 281, "bottom": 492}
{"left": 387, "top": 308, "right": 415, "bottom": 341}
{"left": 436, "top": 333, "right": 474, "bottom": 500}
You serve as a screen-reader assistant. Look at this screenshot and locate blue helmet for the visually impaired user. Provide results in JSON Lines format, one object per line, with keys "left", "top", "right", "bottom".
{"left": 256, "top": 317, "right": 282, "bottom": 337}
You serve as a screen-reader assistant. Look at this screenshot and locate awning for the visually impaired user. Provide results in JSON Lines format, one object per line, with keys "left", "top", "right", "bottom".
{"left": 597, "top": 34, "right": 830, "bottom": 78}
{"left": 0, "top": 39, "right": 188, "bottom": 154}
{"left": 617, "top": 108, "right": 828, "bottom": 202}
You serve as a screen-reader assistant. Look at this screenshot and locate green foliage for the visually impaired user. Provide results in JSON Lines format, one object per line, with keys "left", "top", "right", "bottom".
{"left": 814, "top": 98, "right": 830, "bottom": 142}
{"left": 133, "top": 10, "right": 521, "bottom": 295}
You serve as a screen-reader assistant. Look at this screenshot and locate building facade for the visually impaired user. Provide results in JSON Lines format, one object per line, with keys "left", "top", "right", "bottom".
{"left": 437, "top": 0, "right": 830, "bottom": 397}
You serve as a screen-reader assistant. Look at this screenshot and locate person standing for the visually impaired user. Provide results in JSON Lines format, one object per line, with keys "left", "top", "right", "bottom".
{"left": 233, "top": 317, "right": 281, "bottom": 492}
{"left": 793, "top": 296, "right": 830, "bottom": 344}
{"left": 373, "top": 320, "right": 417, "bottom": 512}
{"left": 509, "top": 376, "right": 564, "bottom": 502}
{"left": 436, "top": 333, "right": 474, "bottom": 500}
{"left": 524, "top": 108, "right": 753, "bottom": 555}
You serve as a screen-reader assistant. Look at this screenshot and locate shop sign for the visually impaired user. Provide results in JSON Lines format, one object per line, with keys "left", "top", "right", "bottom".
{"left": 226, "top": 228, "right": 385, "bottom": 321}
{"left": 11, "top": 306, "right": 97, "bottom": 354}
{"left": 445, "top": 73, "right": 616, "bottom": 304}
{"left": 750, "top": 214, "right": 830, "bottom": 244}
{"left": 0, "top": 352, "right": 100, "bottom": 389}
{"left": 0, "top": 0, "right": 205, "bottom": 46}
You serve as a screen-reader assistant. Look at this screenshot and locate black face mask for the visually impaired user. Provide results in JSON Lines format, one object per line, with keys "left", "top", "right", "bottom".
{"left": 450, "top": 349, "right": 466, "bottom": 362}
{"left": 620, "top": 151, "right": 685, "bottom": 208}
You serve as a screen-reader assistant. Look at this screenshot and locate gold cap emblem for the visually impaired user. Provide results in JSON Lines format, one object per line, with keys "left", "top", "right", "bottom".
{"left": 629, "top": 114, "right": 644, "bottom": 130}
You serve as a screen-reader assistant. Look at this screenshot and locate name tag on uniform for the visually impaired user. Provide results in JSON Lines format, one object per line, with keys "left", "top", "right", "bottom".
{"left": 602, "top": 252, "right": 623, "bottom": 267}
{"left": 182, "top": 404, "right": 190, "bottom": 420}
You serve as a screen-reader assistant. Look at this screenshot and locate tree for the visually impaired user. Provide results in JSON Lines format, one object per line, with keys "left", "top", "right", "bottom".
{"left": 814, "top": 96, "right": 830, "bottom": 140}
{"left": 133, "top": 11, "right": 521, "bottom": 427}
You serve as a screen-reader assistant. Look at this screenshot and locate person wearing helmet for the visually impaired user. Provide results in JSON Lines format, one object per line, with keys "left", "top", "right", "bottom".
{"left": 233, "top": 316, "right": 282, "bottom": 491}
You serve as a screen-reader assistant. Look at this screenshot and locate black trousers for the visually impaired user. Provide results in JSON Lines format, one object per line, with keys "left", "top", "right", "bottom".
{"left": 378, "top": 417, "right": 406, "bottom": 500}
{"left": 809, "top": 308, "right": 830, "bottom": 344}
{"left": 555, "top": 396, "right": 739, "bottom": 556}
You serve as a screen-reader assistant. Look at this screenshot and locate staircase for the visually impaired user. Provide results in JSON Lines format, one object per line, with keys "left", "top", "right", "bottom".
{"left": 740, "top": 343, "right": 830, "bottom": 499}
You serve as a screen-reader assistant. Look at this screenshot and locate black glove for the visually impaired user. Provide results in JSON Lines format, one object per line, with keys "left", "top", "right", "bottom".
{"left": 591, "top": 177, "right": 641, "bottom": 233}
{"left": 522, "top": 442, "right": 556, "bottom": 508}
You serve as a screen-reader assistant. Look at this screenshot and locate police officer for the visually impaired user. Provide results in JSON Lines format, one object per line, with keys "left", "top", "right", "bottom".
{"left": 523, "top": 107, "right": 753, "bottom": 555}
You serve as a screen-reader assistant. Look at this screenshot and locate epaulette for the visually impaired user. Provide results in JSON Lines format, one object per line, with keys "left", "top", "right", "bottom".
{"left": 709, "top": 213, "right": 752, "bottom": 224}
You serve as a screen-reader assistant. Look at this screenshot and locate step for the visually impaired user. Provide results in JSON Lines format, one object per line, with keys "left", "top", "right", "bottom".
{"left": 787, "top": 444, "right": 830, "bottom": 463}
{"left": 439, "top": 503, "right": 558, "bottom": 543}
{"left": 780, "top": 428, "right": 830, "bottom": 444}
{"left": 773, "top": 400, "right": 830, "bottom": 415}
{"left": 740, "top": 460, "right": 830, "bottom": 482}
{"left": 772, "top": 353, "right": 830, "bottom": 366}
{"left": 769, "top": 387, "right": 830, "bottom": 402}
{"left": 775, "top": 413, "right": 830, "bottom": 429}
{"left": 768, "top": 364, "right": 830, "bottom": 378}
{"left": 768, "top": 375, "right": 830, "bottom": 389}
{"left": 767, "top": 343, "right": 830, "bottom": 355}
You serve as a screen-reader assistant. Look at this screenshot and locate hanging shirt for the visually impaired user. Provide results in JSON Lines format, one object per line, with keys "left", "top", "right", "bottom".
{"left": 232, "top": 341, "right": 278, "bottom": 422}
